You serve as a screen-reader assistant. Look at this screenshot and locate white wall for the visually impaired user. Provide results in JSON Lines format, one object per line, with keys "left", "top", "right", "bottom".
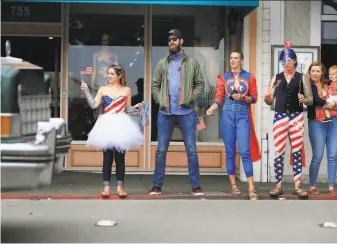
{"left": 255, "top": 1, "right": 271, "bottom": 183}
{"left": 284, "top": 1, "right": 311, "bottom": 46}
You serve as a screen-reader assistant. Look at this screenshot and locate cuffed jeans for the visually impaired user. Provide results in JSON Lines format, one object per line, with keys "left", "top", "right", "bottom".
{"left": 220, "top": 107, "right": 254, "bottom": 178}
{"left": 152, "top": 111, "right": 201, "bottom": 188}
{"left": 309, "top": 117, "right": 337, "bottom": 187}
{"left": 103, "top": 149, "right": 125, "bottom": 186}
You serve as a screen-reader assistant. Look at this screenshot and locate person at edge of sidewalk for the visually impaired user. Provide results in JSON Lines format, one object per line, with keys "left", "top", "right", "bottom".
{"left": 264, "top": 41, "right": 313, "bottom": 199}
{"left": 206, "top": 50, "right": 261, "bottom": 200}
{"left": 150, "top": 29, "right": 205, "bottom": 196}
{"left": 321, "top": 65, "right": 337, "bottom": 123}
{"left": 81, "top": 63, "right": 148, "bottom": 198}
{"left": 307, "top": 62, "right": 337, "bottom": 196}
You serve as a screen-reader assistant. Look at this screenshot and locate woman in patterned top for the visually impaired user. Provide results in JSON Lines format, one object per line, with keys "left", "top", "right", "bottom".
{"left": 307, "top": 62, "right": 337, "bottom": 195}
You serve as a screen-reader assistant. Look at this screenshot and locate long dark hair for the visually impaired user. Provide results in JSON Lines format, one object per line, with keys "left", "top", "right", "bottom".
{"left": 108, "top": 62, "right": 127, "bottom": 86}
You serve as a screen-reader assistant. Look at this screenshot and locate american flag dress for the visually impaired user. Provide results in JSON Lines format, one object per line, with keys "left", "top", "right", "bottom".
{"left": 86, "top": 95, "right": 144, "bottom": 152}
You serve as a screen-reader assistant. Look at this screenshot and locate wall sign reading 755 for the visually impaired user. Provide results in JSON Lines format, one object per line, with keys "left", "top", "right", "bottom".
{"left": 1, "top": 2, "right": 61, "bottom": 23}
{"left": 10, "top": 5, "right": 31, "bottom": 18}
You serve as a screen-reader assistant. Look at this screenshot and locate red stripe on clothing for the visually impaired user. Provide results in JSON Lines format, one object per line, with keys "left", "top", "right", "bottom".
{"left": 104, "top": 97, "right": 126, "bottom": 113}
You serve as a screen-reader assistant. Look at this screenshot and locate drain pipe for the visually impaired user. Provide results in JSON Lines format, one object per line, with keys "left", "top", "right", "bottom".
{"left": 261, "top": 133, "right": 269, "bottom": 182}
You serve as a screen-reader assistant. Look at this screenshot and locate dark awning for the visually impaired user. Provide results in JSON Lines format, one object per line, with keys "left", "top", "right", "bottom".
{"left": 9, "top": 0, "right": 259, "bottom": 7}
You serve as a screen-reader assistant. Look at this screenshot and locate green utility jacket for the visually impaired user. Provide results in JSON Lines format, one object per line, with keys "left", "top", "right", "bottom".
{"left": 151, "top": 52, "right": 205, "bottom": 110}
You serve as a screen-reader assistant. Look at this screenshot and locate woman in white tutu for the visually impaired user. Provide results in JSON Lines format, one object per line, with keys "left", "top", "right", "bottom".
{"left": 81, "top": 62, "right": 146, "bottom": 198}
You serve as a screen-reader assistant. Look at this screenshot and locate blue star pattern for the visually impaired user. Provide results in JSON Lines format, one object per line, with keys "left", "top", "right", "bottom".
{"left": 225, "top": 79, "right": 249, "bottom": 97}
{"left": 289, "top": 112, "right": 301, "bottom": 120}
{"left": 292, "top": 150, "right": 302, "bottom": 182}
{"left": 273, "top": 112, "right": 288, "bottom": 123}
{"left": 274, "top": 153, "right": 285, "bottom": 184}
{"left": 273, "top": 112, "right": 303, "bottom": 184}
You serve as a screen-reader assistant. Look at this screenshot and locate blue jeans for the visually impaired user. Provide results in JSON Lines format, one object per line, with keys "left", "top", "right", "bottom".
{"left": 220, "top": 108, "right": 254, "bottom": 178}
{"left": 153, "top": 111, "right": 200, "bottom": 188}
{"left": 309, "top": 117, "right": 337, "bottom": 187}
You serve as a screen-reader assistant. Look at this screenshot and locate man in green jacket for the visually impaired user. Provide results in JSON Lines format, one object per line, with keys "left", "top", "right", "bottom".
{"left": 150, "top": 29, "right": 205, "bottom": 196}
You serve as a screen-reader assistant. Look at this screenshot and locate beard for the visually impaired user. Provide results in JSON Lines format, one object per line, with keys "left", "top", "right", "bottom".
{"left": 169, "top": 44, "right": 181, "bottom": 55}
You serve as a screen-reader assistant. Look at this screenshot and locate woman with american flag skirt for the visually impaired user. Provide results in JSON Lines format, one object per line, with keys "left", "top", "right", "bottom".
{"left": 81, "top": 63, "right": 148, "bottom": 198}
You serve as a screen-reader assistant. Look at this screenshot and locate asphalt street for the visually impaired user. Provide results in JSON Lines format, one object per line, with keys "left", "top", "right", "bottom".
{"left": 2, "top": 200, "right": 337, "bottom": 243}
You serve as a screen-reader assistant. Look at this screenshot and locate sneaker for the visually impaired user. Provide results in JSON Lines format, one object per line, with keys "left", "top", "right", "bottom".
{"left": 321, "top": 118, "right": 332, "bottom": 123}
{"left": 192, "top": 187, "right": 204, "bottom": 196}
{"left": 149, "top": 186, "right": 162, "bottom": 195}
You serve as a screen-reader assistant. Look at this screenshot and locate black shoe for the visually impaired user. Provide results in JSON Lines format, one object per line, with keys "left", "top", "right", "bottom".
{"left": 192, "top": 187, "right": 204, "bottom": 196}
{"left": 321, "top": 118, "right": 332, "bottom": 123}
{"left": 149, "top": 186, "right": 162, "bottom": 195}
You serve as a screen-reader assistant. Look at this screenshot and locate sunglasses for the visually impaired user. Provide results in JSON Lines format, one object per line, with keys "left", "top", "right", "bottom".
{"left": 168, "top": 37, "right": 178, "bottom": 42}
{"left": 281, "top": 59, "right": 295, "bottom": 65}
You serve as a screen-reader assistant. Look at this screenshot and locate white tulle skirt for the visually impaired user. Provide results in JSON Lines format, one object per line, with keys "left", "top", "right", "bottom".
{"left": 86, "top": 112, "right": 144, "bottom": 152}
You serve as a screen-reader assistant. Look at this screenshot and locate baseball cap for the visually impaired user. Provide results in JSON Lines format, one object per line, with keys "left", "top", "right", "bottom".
{"left": 168, "top": 29, "right": 183, "bottom": 38}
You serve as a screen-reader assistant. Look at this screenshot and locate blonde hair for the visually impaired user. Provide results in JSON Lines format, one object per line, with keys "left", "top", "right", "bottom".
{"left": 329, "top": 65, "right": 337, "bottom": 72}
{"left": 329, "top": 65, "right": 337, "bottom": 91}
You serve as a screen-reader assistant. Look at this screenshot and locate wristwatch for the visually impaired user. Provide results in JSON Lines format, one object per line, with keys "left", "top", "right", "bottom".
{"left": 242, "top": 95, "right": 246, "bottom": 101}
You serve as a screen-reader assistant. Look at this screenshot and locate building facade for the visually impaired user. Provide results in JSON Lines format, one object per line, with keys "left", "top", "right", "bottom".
{"left": 2, "top": 0, "right": 336, "bottom": 182}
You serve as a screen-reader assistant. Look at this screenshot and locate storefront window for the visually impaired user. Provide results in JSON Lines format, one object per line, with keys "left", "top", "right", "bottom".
{"left": 322, "top": 0, "right": 337, "bottom": 15}
{"left": 322, "top": 22, "right": 337, "bottom": 41}
{"left": 67, "top": 4, "right": 145, "bottom": 141}
{"left": 151, "top": 5, "right": 243, "bottom": 143}
{"left": 1, "top": 36, "right": 61, "bottom": 118}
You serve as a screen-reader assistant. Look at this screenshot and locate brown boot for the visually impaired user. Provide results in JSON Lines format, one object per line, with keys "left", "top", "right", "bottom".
{"left": 269, "top": 185, "right": 283, "bottom": 198}
{"left": 293, "top": 185, "right": 308, "bottom": 199}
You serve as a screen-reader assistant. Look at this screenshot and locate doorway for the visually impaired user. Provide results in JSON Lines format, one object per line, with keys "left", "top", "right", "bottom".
{"left": 321, "top": 44, "right": 337, "bottom": 78}
{"left": 1, "top": 36, "right": 62, "bottom": 118}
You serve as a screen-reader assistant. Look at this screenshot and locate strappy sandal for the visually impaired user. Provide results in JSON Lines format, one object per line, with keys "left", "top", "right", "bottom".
{"left": 293, "top": 186, "right": 308, "bottom": 199}
{"left": 117, "top": 188, "right": 127, "bottom": 198}
{"left": 101, "top": 186, "right": 110, "bottom": 197}
{"left": 308, "top": 188, "right": 320, "bottom": 195}
{"left": 231, "top": 184, "right": 242, "bottom": 195}
{"left": 269, "top": 186, "right": 283, "bottom": 198}
{"left": 248, "top": 190, "right": 259, "bottom": 200}
{"left": 328, "top": 188, "right": 337, "bottom": 195}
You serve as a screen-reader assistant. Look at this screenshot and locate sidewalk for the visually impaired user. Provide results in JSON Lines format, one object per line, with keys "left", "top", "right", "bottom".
{"left": 2, "top": 171, "right": 336, "bottom": 200}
